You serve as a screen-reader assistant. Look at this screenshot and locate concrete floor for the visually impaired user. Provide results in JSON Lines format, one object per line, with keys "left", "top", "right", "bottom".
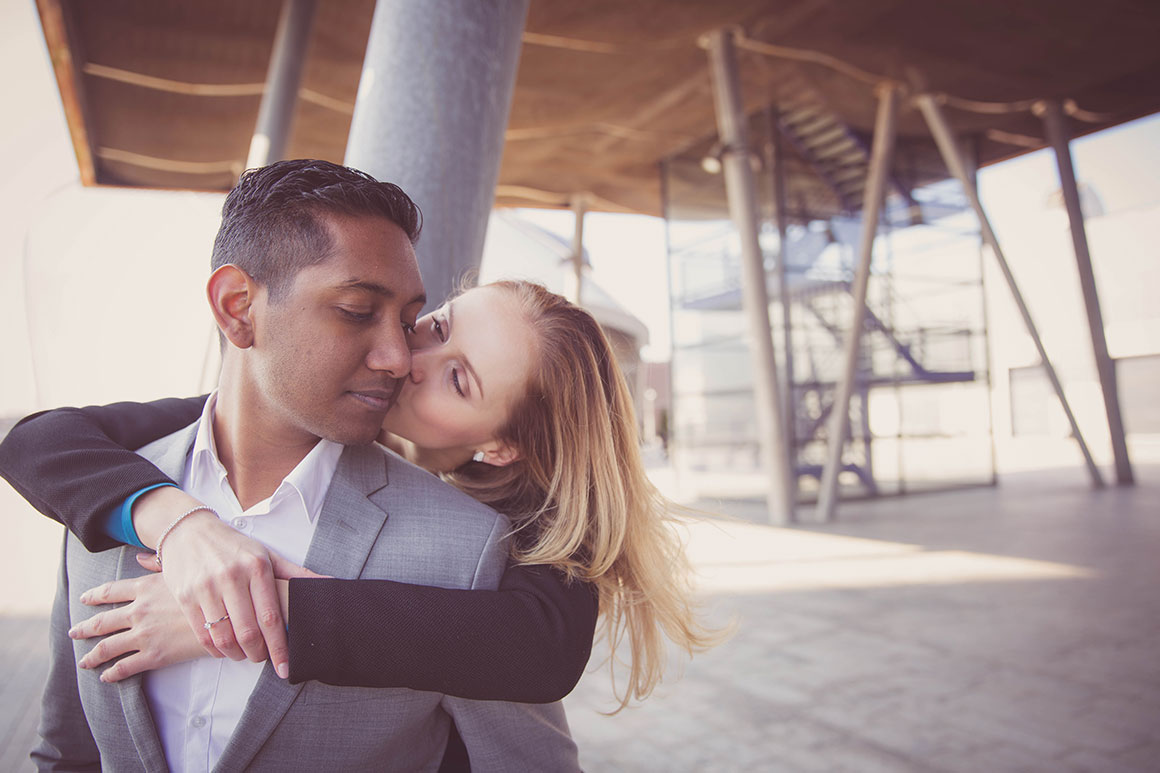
{"left": 4, "top": 464, "right": 1159, "bottom": 771}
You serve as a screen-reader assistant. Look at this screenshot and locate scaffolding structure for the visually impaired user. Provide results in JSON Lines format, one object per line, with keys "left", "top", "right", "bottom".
{"left": 663, "top": 108, "right": 996, "bottom": 505}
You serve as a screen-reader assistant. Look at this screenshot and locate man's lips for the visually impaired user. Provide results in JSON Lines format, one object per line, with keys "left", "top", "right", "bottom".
{"left": 348, "top": 385, "right": 397, "bottom": 411}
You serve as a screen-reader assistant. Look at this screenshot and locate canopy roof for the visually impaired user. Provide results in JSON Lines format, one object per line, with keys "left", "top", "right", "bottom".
{"left": 38, "top": 0, "right": 1160, "bottom": 218}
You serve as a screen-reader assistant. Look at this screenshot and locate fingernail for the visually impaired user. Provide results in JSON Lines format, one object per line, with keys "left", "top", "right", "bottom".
{"left": 68, "top": 627, "right": 78, "bottom": 638}
{"left": 276, "top": 662, "right": 289, "bottom": 679}
{"left": 79, "top": 592, "right": 90, "bottom": 604}
{"left": 79, "top": 660, "right": 90, "bottom": 669}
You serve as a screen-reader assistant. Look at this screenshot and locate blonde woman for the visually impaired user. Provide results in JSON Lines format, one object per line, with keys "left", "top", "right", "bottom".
{"left": 2, "top": 280, "right": 715, "bottom": 714}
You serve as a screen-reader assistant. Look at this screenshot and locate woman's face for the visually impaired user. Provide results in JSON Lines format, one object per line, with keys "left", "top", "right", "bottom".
{"left": 382, "top": 285, "right": 534, "bottom": 461}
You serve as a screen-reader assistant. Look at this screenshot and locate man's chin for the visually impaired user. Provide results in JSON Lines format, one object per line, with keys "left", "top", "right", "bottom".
{"left": 322, "top": 418, "right": 388, "bottom": 447}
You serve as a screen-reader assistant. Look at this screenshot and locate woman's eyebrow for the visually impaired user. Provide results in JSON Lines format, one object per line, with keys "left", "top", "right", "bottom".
{"left": 449, "top": 302, "right": 483, "bottom": 399}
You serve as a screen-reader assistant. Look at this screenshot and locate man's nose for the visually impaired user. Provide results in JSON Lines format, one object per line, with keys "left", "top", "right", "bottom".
{"left": 366, "top": 325, "right": 411, "bottom": 378}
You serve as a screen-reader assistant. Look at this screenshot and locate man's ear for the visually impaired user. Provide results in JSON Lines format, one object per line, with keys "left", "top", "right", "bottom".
{"left": 207, "top": 265, "right": 258, "bottom": 349}
{"left": 478, "top": 440, "right": 521, "bottom": 467}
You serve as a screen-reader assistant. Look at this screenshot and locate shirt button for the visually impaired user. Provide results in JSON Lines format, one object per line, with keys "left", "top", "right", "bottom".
{"left": 191, "top": 716, "right": 206, "bottom": 728}
{"left": 231, "top": 517, "right": 247, "bottom": 529}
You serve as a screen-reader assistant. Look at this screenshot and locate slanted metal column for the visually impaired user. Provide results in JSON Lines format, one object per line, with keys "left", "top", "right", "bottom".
{"left": 815, "top": 83, "right": 899, "bottom": 522}
{"left": 914, "top": 90, "right": 1104, "bottom": 486}
{"left": 771, "top": 105, "right": 797, "bottom": 492}
{"left": 245, "top": 0, "right": 317, "bottom": 169}
{"left": 1039, "top": 99, "right": 1134, "bottom": 485}
{"left": 345, "top": 0, "right": 529, "bottom": 309}
{"left": 704, "top": 28, "right": 794, "bottom": 524}
{"left": 570, "top": 194, "right": 587, "bottom": 305}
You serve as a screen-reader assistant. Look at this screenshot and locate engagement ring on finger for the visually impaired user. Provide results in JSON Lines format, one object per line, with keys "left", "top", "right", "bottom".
{"left": 203, "top": 614, "right": 230, "bottom": 630}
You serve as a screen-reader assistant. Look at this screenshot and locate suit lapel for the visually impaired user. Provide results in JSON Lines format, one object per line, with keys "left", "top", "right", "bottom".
{"left": 117, "top": 421, "right": 200, "bottom": 771}
{"left": 110, "top": 546, "right": 167, "bottom": 771}
{"left": 304, "top": 443, "right": 391, "bottom": 578}
{"left": 214, "top": 663, "right": 304, "bottom": 772}
{"left": 214, "top": 444, "right": 390, "bottom": 772}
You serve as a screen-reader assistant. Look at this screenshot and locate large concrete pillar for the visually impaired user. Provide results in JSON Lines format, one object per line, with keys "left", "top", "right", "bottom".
{"left": 345, "top": 0, "right": 529, "bottom": 308}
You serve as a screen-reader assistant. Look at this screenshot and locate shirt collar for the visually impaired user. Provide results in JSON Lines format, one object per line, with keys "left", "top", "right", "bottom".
{"left": 189, "top": 392, "right": 343, "bottom": 523}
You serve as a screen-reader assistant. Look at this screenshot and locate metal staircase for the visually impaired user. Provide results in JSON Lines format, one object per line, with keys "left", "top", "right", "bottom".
{"left": 776, "top": 72, "right": 920, "bottom": 223}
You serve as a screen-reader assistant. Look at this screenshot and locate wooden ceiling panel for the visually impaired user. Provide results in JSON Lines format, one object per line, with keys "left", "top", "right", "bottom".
{"left": 35, "top": 0, "right": 1160, "bottom": 219}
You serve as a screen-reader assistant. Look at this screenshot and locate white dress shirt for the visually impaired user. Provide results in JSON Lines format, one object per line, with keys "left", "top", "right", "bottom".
{"left": 144, "top": 393, "right": 343, "bottom": 773}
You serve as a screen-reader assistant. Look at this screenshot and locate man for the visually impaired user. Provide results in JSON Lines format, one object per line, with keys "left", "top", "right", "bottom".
{"left": 33, "top": 160, "right": 578, "bottom": 771}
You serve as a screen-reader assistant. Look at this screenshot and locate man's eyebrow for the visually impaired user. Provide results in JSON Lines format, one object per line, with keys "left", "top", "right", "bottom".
{"left": 449, "top": 302, "right": 483, "bottom": 400}
{"left": 337, "top": 279, "right": 426, "bottom": 308}
{"left": 337, "top": 279, "right": 394, "bottom": 296}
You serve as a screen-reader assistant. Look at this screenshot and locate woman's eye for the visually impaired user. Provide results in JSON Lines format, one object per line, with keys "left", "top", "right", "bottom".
{"left": 451, "top": 368, "right": 465, "bottom": 397}
{"left": 433, "top": 317, "right": 446, "bottom": 341}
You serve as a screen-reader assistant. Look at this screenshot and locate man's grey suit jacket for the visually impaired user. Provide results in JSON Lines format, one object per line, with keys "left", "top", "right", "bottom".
{"left": 33, "top": 422, "right": 579, "bottom": 772}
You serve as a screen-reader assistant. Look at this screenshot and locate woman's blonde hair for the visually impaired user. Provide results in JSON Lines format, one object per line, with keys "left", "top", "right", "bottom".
{"left": 445, "top": 280, "right": 719, "bottom": 711}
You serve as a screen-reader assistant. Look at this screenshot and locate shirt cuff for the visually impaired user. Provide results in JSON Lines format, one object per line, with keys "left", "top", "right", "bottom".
{"left": 106, "top": 482, "right": 177, "bottom": 549}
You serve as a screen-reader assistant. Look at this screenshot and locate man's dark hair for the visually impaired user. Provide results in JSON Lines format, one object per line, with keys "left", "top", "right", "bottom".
{"left": 211, "top": 159, "right": 423, "bottom": 300}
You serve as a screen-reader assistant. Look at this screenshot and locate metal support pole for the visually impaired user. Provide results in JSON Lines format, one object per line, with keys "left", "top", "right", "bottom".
{"left": 914, "top": 90, "right": 1104, "bottom": 486}
{"left": 660, "top": 158, "right": 678, "bottom": 465}
{"left": 1039, "top": 99, "right": 1133, "bottom": 485}
{"left": 345, "top": 0, "right": 528, "bottom": 310}
{"left": 570, "top": 194, "right": 586, "bottom": 305}
{"left": 965, "top": 134, "right": 1000, "bottom": 487}
{"left": 245, "top": 0, "right": 317, "bottom": 169}
{"left": 816, "top": 83, "right": 899, "bottom": 522}
{"left": 771, "top": 105, "right": 797, "bottom": 497}
{"left": 704, "top": 29, "right": 794, "bottom": 524}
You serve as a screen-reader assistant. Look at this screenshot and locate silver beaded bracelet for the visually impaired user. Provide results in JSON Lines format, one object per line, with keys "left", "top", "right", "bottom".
{"left": 154, "top": 505, "right": 218, "bottom": 568}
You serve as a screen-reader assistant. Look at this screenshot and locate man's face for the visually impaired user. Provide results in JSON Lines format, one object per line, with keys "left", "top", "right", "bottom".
{"left": 246, "top": 214, "right": 426, "bottom": 446}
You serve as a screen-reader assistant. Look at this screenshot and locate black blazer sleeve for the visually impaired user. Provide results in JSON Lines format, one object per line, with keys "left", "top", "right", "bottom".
{"left": 288, "top": 566, "right": 596, "bottom": 701}
{"left": 0, "top": 397, "right": 207, "bottom": 552}
{"left": 0, "top": 399, "right": 597, "bottom": 702}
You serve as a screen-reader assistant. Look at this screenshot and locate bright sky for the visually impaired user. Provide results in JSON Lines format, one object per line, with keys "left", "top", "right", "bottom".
{"left": 1, "top": 0, "right": 1157, "bottom": 414}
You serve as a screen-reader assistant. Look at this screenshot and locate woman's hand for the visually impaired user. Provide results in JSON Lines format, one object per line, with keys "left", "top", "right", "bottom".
{"left": 70, "top": 568, "right": 213, "bottom": 682}
{"left": 130, "top": 486, "right": 322, "bottom": 679}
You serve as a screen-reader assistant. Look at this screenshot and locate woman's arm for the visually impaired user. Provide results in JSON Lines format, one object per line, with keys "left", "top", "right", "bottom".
{"left": 288, "top": 565, "right": 597, "bottom": 701}
{"left": 0, "top": 399, "right": 597, "bottom": 702}
{"left": 0, "top": 396, "right": 206, "bottom": 551}
{"left": 76, "top": 560, "right": 597, "bottom": 702}
{"left": 0, "top": 396, "right": 295, "bottom": 668}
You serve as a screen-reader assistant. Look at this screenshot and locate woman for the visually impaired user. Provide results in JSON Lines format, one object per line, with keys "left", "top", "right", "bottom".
{"left": 1, "top": 280, "right": 715, "bottom": 711}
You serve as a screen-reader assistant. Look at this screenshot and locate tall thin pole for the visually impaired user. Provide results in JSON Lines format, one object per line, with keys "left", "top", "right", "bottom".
{"left": 965, "top": 134, "right": 1000, "bottom": 487}
{"left": 815, "top": 83, "right": 899, "bottom": 522}
{"left": 704, "top": 28, "right": 794, "bottom": 524}
{"left": 771, "top": 105, "right": 797, "bottom": 498}
{"left": 914, "top": 90, "right": 1104, "bottom": 486}
{"left": 1039, "top": 99, "right": 1133, "bottom": 485}
{"left": 660, "top": 158, "right": 679, "bottom": 469}
{"left": 570, "top": 194, "right": 586, "bottom": 305}
{"left": 245, "top": 0, "right": 317, "bottom": 169}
